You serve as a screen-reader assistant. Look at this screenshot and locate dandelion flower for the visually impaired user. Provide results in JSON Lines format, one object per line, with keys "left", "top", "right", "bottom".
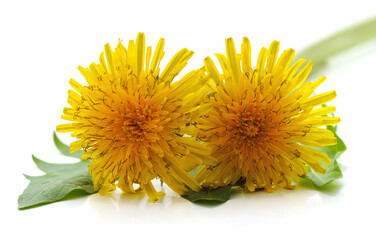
{"left": 56, "top": 33, "right": 212, "bottom": 202}
{"left": 195, "top": 38, "right": 340, "bottom": 192}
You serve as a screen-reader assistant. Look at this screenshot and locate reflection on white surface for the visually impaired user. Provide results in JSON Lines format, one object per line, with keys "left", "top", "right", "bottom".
{"left": 87, "top": 177, "right": 345, "bottom": 227}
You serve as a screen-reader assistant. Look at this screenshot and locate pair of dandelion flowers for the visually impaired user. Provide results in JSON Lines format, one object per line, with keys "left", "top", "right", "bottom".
{"left": 57, "top": 33, "right": 339, "bottom": 202}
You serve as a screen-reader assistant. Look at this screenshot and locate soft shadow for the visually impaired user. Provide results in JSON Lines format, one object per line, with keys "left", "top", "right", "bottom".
{"left": 18, "top": 202, "right": 53, "bottom": 211}
{"left": 298, "top": 178, "right": 344, "bottom": 196}
{"left": 89, "top": 188, "right": 203, "bottom": 223}
{"left": 63, "top": 189, "right": 93, "bottom": 200}
{"left": 119, "top": 192, "right": 147, "bottom": 204}
{"left": 190, "top": 199, "right": 226, "bottom": 207}
{"left": 18, "top": 189, "right": 91, "bottom": 210}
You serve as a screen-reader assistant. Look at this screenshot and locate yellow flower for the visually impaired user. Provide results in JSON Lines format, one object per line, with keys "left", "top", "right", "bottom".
{"left": 195, "top": 37, "right": 340, "bottom": 192}
{"left": 56, "top": 33, "right": 213, "bottom": 202}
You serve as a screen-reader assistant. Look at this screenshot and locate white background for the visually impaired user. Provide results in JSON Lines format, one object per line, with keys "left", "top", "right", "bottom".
{"left": 1, "top": 0, "right": 376, "bottom": 239}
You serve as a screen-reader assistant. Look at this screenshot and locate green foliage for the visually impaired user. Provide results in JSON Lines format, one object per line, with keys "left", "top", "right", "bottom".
{"left": 320, "top": 126, "right": 347, "bottom": 160}
{"left": 295, "top": 17, "right": 376, "bottom": 75}
{"left": 182, "top": 186, "right": 232, "bottom": 203}
{"left": 18, "top": 156, "right": 94, "bottom": 209}
{"left": 18, "top": 133, "right": 94, "bottom": 209}
{"left": 53, "top": 132, "right": 83, "bottom": 159}
{"left": 300, "top": 125, "right": 346, "bottom": 187}
{"left": 301, "top": 159, "right": 343, "bottom": 187}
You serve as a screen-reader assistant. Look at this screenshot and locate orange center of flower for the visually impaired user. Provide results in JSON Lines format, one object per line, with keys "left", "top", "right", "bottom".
{"left": 237, "top": 113, "right": 261, "bottom": 139}
{"left": 122, "top": 105, "right": 164, "bottom": 144}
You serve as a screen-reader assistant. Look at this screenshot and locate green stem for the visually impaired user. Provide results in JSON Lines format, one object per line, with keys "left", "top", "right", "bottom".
{"left": 295, "top": 16, "right": 376, "bottom": 73}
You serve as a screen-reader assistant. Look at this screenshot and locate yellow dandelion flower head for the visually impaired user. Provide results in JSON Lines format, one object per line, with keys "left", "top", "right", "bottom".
{"left": 57, "top": 33, "right": 212, "bottom": 202}
{"left": 195, "top": 37, "right": 340, "bottom": 192}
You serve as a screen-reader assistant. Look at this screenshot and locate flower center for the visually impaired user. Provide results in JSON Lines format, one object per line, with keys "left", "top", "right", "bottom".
{"left": 122, "top": 106, "right": 159, "bottom": 143}
{"left": 238, "top": 117, "right": 261, "bottom": 138}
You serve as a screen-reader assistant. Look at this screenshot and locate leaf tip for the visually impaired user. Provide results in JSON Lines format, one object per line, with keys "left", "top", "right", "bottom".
{"left": 22, "top": 173, "right": 32, "bottom": 180}
{"left": 31, "top": 154, "right": 42, "bottom": 165}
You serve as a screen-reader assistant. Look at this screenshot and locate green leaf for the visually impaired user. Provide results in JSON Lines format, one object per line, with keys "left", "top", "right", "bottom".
{"left": 181, "top": 186, "right": 232, "bottom": 203}
{"left": 18, "top": 155, "right": 94, "bottom": 209}
{"left": 320, "top": 125, "right": 347, "bottom": 160}
{"left": 302, "top": 158, "right": 343, "bottom": 187}
{"left": 301, "top": 126, "right": 345, "bottom": 187}
{"left": 53, "top": 132, "right": 83, "bottom": 159}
